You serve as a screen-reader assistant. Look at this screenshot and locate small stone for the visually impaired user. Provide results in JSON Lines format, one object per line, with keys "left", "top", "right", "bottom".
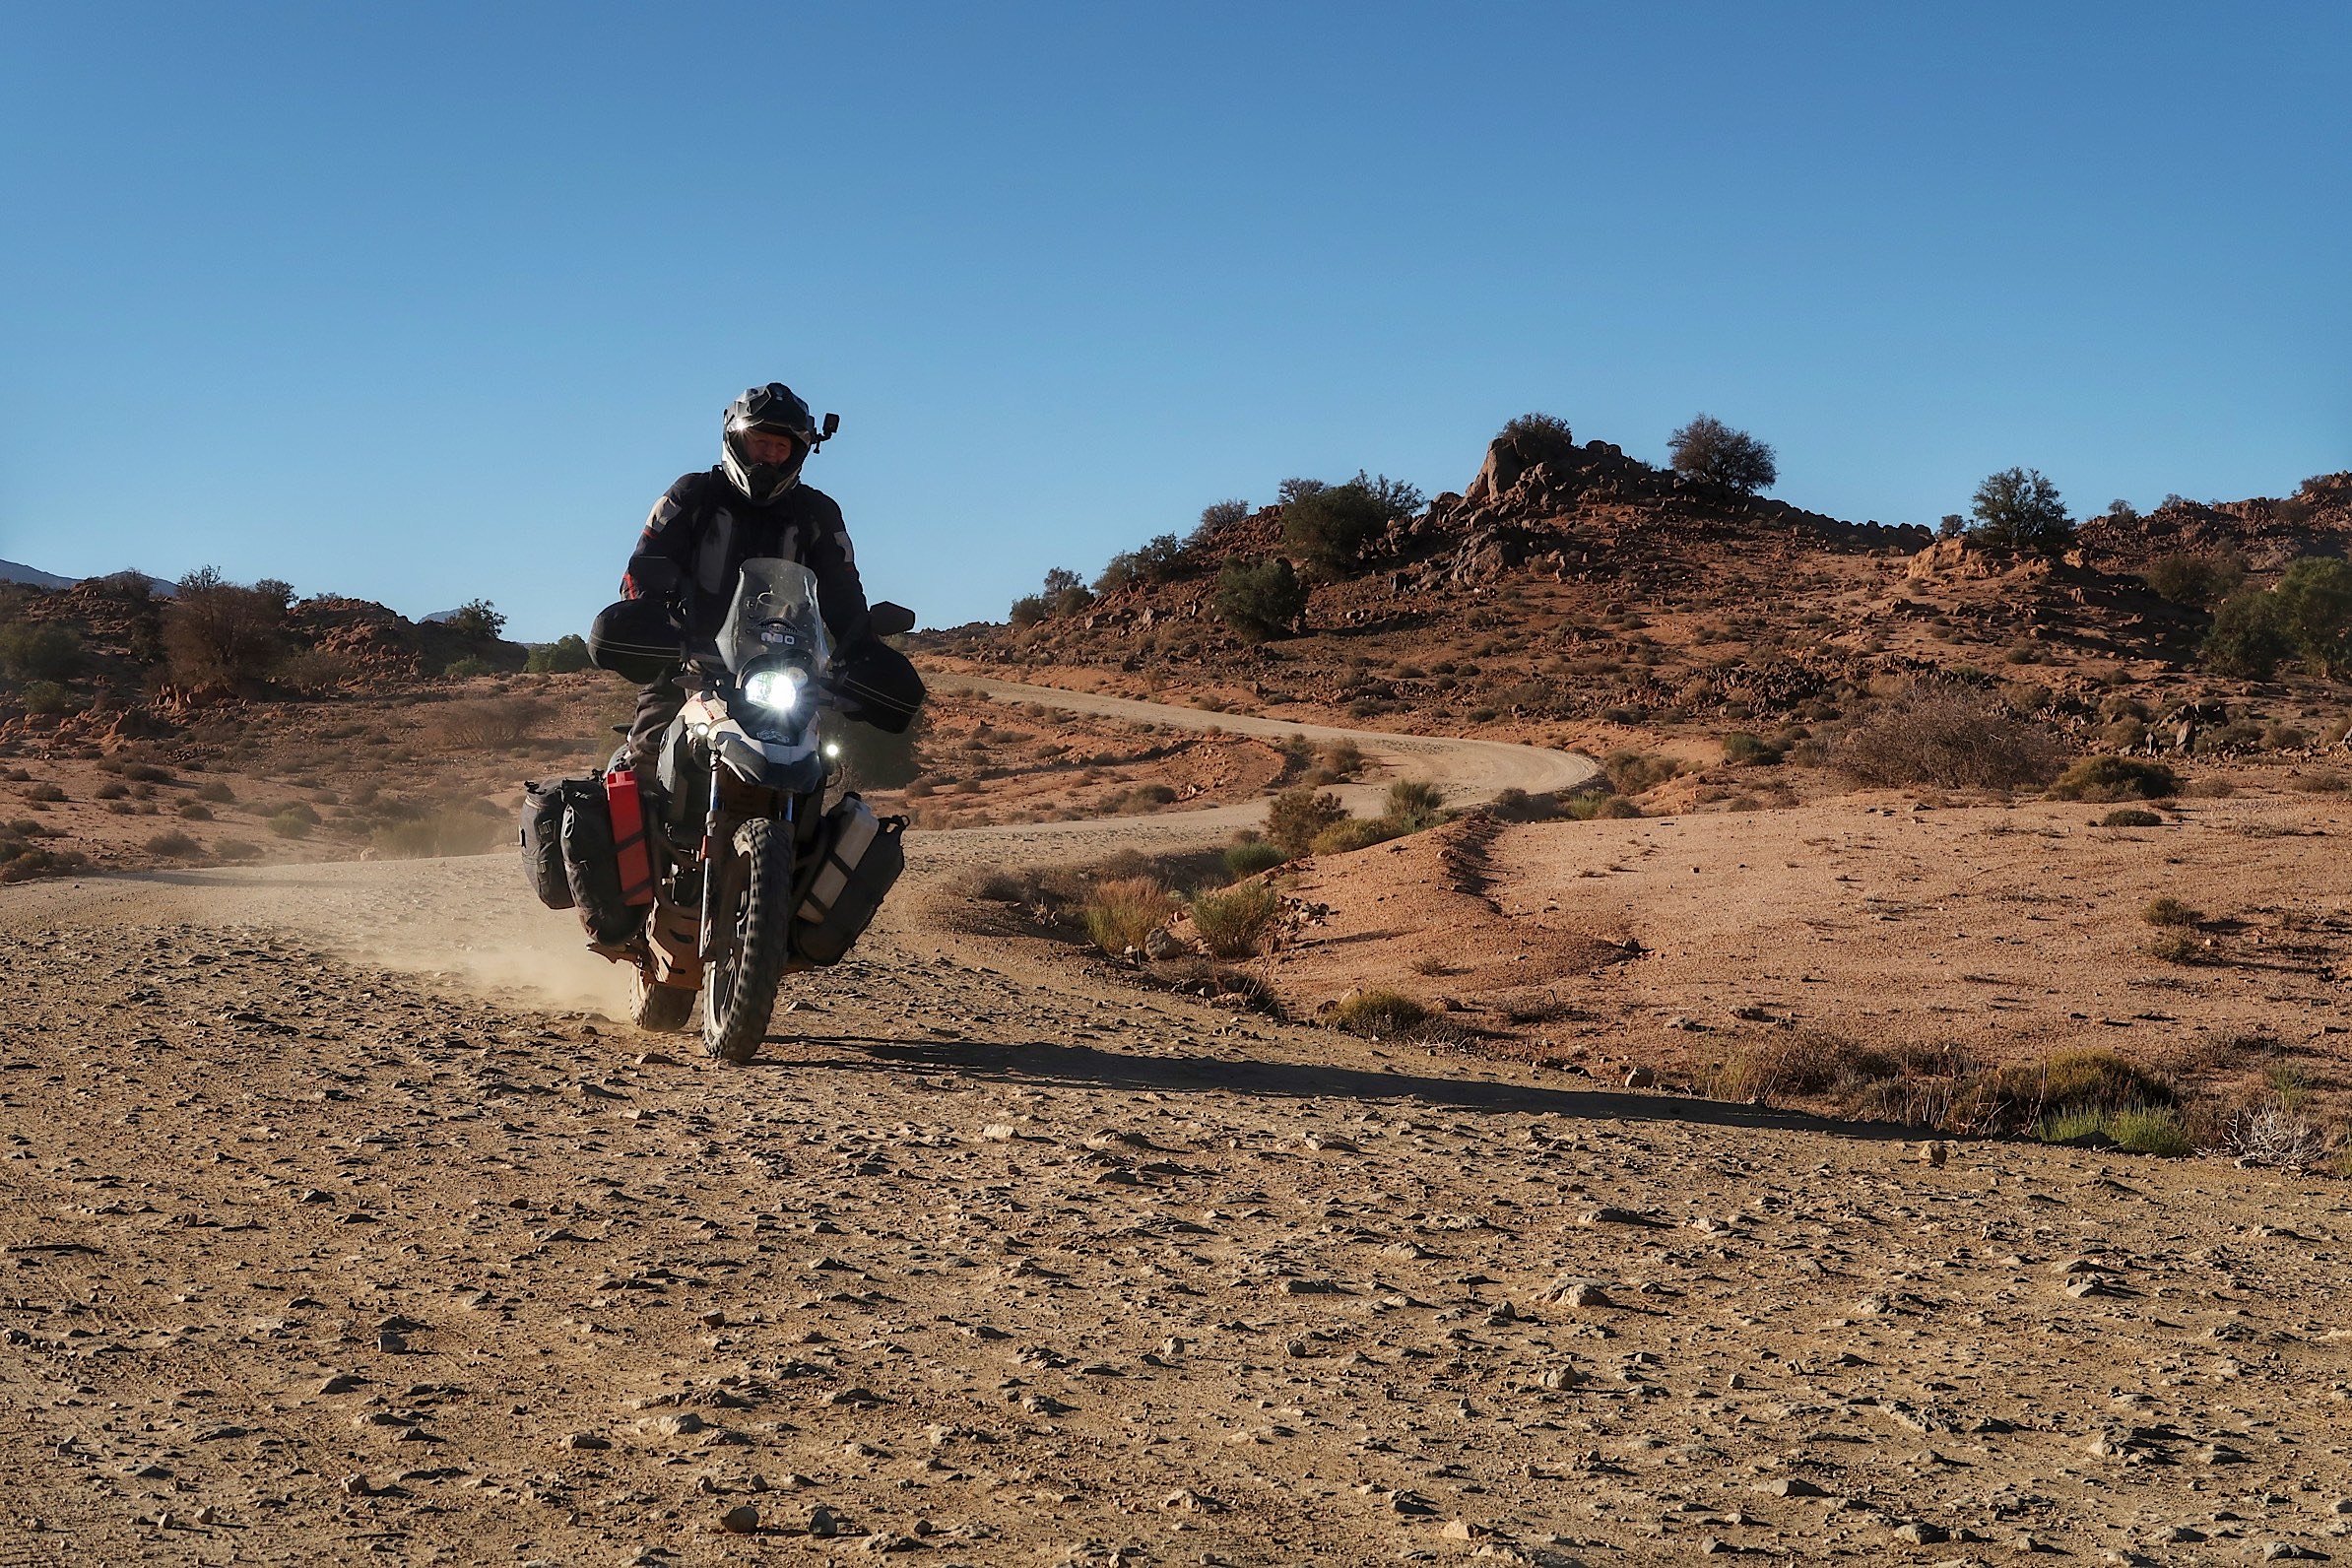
{"left": 1891, "top": 1521, "right": 1948, "bottom": 1545}
{"left": 375, "top": 1330, "right": 407, "bottom": 1354}
{"left": 1442, "top": 1518, "right": 1486, "bottom": 1541}
{"left": 1623, "top": 1066, "right": 1658, "bottom": 1087}
{"left": 719, "top": 1503, "right": 759, "bottom": 1535}
{"left": 193, "top": 1505, "right": 218, "bottom": 1526}
{"left": 1762, "top": 1478, "right": 1828, "bottom": 1498}
{"left": 809, "top": 1504, "right": 847, "bottom": 1537}
{"left": 1916, "top": 1141, "right": 1949, "bottom": 1167}
{"left": 562, "top": 1432, "right": 610, "bottom": 1451}
{"left": 318, "top": 1374, "right": 362, "bottom": 1395}
{"left": 341, "top": 1474, "right": 372, "bottom": 1497}
{"left": 980, "top": 1124, "right": 1016, "bottom": 1143}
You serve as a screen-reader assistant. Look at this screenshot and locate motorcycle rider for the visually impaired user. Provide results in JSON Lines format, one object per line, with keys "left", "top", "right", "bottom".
{"left": 586, "top": 383, "right": 923, "bottom": 769}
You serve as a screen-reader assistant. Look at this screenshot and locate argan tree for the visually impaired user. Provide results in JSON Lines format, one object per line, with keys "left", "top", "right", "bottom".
{"left": 1667, "top": 415, "right": 1778, "bottom": 495}
{"left": 1968, "top": 467, "right": 2072, "bottom": 553}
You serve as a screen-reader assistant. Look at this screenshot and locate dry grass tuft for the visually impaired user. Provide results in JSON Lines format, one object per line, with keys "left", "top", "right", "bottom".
{"left": 1188, "top": 881, "right": 1279, "bottom": 958}
{"left": 1081, "top": 877, "right": 1176, "bottom": 956}
{"left": 1833, "top": 686, "right": 2060, "bottom": 790}
{"left": 1333, "top": 989, "right": 1431, "bottom": 1039}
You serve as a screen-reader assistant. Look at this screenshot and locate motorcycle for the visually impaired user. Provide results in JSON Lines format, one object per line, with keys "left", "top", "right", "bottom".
{"left": 617, "top": 557, "right": 916, "bottom": 1062}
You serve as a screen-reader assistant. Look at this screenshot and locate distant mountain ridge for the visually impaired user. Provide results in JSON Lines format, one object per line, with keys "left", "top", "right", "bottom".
{"left": 0, "top": 559, "right": 177, "bottom": 597}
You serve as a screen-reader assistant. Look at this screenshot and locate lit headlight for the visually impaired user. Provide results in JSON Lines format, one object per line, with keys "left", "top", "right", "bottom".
{"left": 741, "top": 666, "right": 809, "bottom": 714}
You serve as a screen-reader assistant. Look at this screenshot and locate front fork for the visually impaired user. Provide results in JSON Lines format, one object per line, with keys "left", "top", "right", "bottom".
{"left": 697, "top": 768, "right": 795, "bottom": 963}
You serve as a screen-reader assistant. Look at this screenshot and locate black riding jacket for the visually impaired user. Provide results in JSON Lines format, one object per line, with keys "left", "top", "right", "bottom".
{"left": 621, "top": 469, "right": 872, "bottom": 649}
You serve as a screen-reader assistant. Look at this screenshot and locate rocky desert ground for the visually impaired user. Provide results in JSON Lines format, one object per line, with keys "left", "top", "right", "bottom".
{"left": 4, "top": 684, "right": 2351, "bottom": 1567}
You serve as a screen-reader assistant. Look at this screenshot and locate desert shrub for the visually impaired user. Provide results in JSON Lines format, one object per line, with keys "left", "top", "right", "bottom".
{"left": 1081, "top": 876, "right": 1176, "bottom": 955}
{"left": 443, "top": 656, "right": 494, "bottom": 679}
{"left": 18, "top": 682, "right": 76, "bottom": 715}
{"left": 1968, "top": 467, "right": 2072, "bottom": 554}
{"left": 1189, "top": 881, "right": 1278, "bottom": 958}
{"left": 145, "top": 829, "right": 201, "bottom": 858}
{"left": 442, "top": 599, "right": 506, "bottom": 640}
{"left": 1563, "top": 790, "right": 1641, "bottom": 819}
{"left": 2050, "top": 755, "right": 2178, "bottom": 802}
{"left": 1298, "top": 738, "right": 1364, "bottom": 785}
{"left": 163, "top": 568, "right": 287, "bottom": 689}
{"left": 2204, "top": 585, "right": 2294, "bottom": 678}
{"left": 1223, "top": 840, "right": 1288, "bottom": 880}
{"left": 1497, "top": 412, "right": 1578, "bottom": 466}
{"left": 95, "top": 781, "right": 127, "bottom": 801}
{"left": 195, "top": 780, "right": 235, "bottom": 804}
{"left": 1603, "top": 751, "right": 1681, "bottom": 795}
{"left": 2142, "top": 896, "right": 2200, "bottom": 927}
{"left": 1666, "top": 415, "right": 1776, "bottom": 495}
{"left": 1311, "top": 817, "right": 1398, "bottom": 855}
{"left": 1281, "top": 474, "right": 1420, "bottom": 571}
{"left": 214, "top": 838, "right": 260, "bottom": 860}
{"left": 1007, "top": 594, "right": 1049, "bottom": 629}
{"left": 1721, "top": 731, "right": 1781, "bottom": 766}
{"left": 266, "top": 804, "right": 317, "bottom": 839}
{"left": 1040, "top": 567, "right": 1093, "bottom": 618}
{"left": 1970, "top": 1048, "right": 2174, "bottom": 1136}
{"left": 1833, "top": 686, "right": 2061, "bottom": 790}
{"left": 1266, "top": 788, "right": 1348, "bottom": 856}
{"left": 2145, "top": 930, "right": 2205, "bottom": 963}
{"left": 2107, "top": 1106, "right": 2194, "bottom": 1156}
{"left": 2099, "top": 807, "right": 2164, "bottom": 827}
{"left": 1334, "top": 989, "right": 1430, "bottom": 1039}
{"left": 524, "top": 633, "right": 593, "bottom": 674}
{"left": 1384, "top": 779, "right": 1445, "bottom": 831}
{"left": 176, "top": 802, "right": 212, "bottom": 820}
{"left": 428, "top": 696, "right": 546, "bottom": 750}
{"left": 1212, "top": 557, "right": 1307, "bottom": 641}
{"left": 1488, "top": 787, "right": 1562, "bottom": 821}
{"left": 1194, "top": 498, "right": 1251, "bottom": 541}
{"left": 2296, "top": 768, "right": 2349, "bottom": 793}
{"left": 2141, "top": 550, "right": 2247, "bottom": 610}
{"left": 0, "top": 621, "right": 82, "bottom": 684}
{"left": 1712, "top": 1034, "right": 1856, "bottom": 1102}
{"left": 2225, "top": 1098, "right": 2328, "bottom": 1169}
{"left": 367, "top": 808, "right": 506, "bottom": 859}
{"left": 25, "top": 782, "right": 64, "bottom": 803}
{"left": 276, "top": 647, "right": 359, "bottom": 694}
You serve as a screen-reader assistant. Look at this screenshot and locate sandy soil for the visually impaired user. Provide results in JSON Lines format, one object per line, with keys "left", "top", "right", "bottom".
{"left": 4, "top": 694, "right": 2350, "bottom": 1565}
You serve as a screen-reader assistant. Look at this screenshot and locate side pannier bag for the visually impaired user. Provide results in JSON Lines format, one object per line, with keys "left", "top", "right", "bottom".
{"left": 560, "top": 781, "right": 640, "bottom": 945}
{"left": 519, "top": 778, "right": 578, "bottom": 910}
{"left": 793, "top": 794, "right": 907, "bottom": 965}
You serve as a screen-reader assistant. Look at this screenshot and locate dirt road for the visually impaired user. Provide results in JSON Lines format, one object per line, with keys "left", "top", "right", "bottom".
{"left": 3, "top": 691, "right": 2347, "bottom": 1565}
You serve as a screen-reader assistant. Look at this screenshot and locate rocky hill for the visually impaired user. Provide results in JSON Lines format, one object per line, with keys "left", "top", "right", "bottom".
{"left": 928, "top": 429, "right": 2349, "bottom": 738}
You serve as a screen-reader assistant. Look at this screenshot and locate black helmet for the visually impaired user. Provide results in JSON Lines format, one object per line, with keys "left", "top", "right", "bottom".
{"left": 722, "top": 383, "right": 824, "bottom": 504}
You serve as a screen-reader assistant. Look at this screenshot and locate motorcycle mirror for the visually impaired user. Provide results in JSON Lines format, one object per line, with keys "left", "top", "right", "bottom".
{"left": 868, "top": 602, "right": 916, "bottom": 638}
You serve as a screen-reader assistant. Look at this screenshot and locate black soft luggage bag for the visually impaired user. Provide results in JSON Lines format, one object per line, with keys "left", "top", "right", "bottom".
{"left": 793, "top": 795, "right": 907, "bottom": 965}
{"left": 519, "top": 778, "right": 578, "bottom": 910}
{"left": 560, "top": 784, "right": 640, "bottom": 945}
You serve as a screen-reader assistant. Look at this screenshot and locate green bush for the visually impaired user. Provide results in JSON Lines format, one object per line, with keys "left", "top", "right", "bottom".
{"left": 1563, "top": 790, "right": 1641, "bottom": 819}
{"left": 18, "top": 682, "right": 76, "bottom": 715}
{"left": 1223, "top": 840, "right": 1289, "bottom": 880}
{"left": 1603, "top": 751, "right": 1682, "bottom": 794}
{"left": 1280, "top": 474, "right": 1421, "bottom": 571}
{"left": 2099, "top": 807, "right": 2164, "bottom": 827}
{"left": 2210, "top": 557, "right": 2352, "bottom": 679}
{"left": 2049, "top": 755, "right": 2178, "bottom": 802}
{"left": 1189, "top": 881, "right": 1279, "bottom": 958}
{"left": 1212, "top": 557, "right": 1308, "bottom": 641}
{"left": 163, "top": 567, "right": 288, "bottom": 689}
{"left": 443, "top": 599, "right": 506, "bottom": 640}
{"left": 443, "top": 655, "right": 494, "bottom": 679}
{"left": 1266, "top": 788, "right": 1348, "bottom": 856}
{"left": 0, "top": 622, "right": 82, "bottom": 683}
{"left": 145, "top": 830, "right": 201, "bottom": 858}
{"left": 267, "top": 804, "right": 317, "bottom": 839}
{"left": 2142, "top": 896, "right": 2199, "bottom": 927}
{"left": 1383, "top": 780, "right": 1444, "bottom": 832}
{"left": 1497, "top": 412, "right": 1578, "bottom": 466}
{"left": 1667, "top": 415, "right": 1776, "bottom": 494}
{"left": 1968, "top": 467, "right": 2072, "bottom": 553}
{"left": 1333, "top": 989, "right": 1431, "bottom": 1039}
{"left": 2140, "top": 551, "right": 2247, "bottom": 610}
{"left": 1721, "top": 731, "right": 1781, "bottom": 766}
{"left": 524, "top": 633, "right": 593, "bottom": 674}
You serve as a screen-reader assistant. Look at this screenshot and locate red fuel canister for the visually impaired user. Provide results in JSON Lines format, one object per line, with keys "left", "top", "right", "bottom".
{"left": 604, "top": 768, "right": 655, "bottom": 907}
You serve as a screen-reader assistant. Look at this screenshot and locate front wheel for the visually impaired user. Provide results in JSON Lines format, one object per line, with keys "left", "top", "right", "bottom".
{"left": 701, "top": 818, "right": 796, "bottom": 1065}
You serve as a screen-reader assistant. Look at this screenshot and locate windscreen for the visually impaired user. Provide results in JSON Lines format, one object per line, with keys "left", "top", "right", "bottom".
{"left": 717, "top": 557, "right": 831, "bottom": 677}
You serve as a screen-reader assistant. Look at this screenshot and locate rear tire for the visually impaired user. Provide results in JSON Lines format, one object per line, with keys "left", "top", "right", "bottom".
{"left": 701, "top": 819, "right": 795, "bottom": 1065}
{"left": 629, "top": 961, "right": 696, "bottom": 1033}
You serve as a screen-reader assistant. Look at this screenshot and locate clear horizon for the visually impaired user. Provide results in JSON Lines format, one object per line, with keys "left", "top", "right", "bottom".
{"left": 3, "top": 3, "right": 2346, "bottom": 638}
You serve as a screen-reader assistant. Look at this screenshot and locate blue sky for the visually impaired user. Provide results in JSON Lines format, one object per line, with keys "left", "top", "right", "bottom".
{"left": 2, "top": 3, "right": 2345, "bottom": 638}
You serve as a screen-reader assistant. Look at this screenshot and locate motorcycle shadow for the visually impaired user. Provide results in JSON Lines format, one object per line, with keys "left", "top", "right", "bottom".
{"left": 748, "top": 1033, "right": 1915, "bottom": 1143}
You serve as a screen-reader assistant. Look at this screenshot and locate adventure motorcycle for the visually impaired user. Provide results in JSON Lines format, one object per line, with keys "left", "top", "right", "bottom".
{"left": 598, "top": 557, "right": 914, "bottom": 1062}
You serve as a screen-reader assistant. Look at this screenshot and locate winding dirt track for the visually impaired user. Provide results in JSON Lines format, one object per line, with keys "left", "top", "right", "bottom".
{"left": 2, "top": 688, "right": 2347, "bottom": 1566}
